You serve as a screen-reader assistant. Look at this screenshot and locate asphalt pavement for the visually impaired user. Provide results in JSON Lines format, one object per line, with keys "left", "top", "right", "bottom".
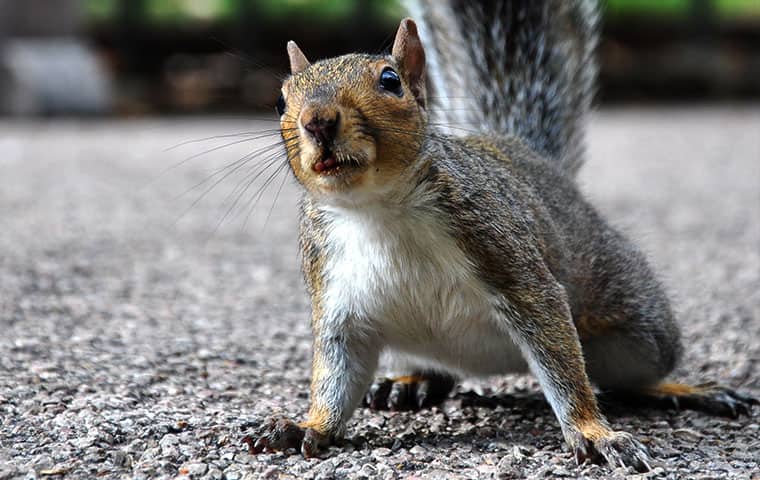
{"left": 1, "top": 106, "right": 758, "bottom": 479}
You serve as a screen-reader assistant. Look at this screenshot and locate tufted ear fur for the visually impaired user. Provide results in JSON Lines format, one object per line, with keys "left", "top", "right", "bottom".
{"left": 391, "top": 18, "right": 426, "bottom": 107}
{"left": 287, "top": 41, "right": 310, "bottom": 74}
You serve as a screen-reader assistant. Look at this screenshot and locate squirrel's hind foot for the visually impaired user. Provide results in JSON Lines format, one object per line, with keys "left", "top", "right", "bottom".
{"left": 651, "top": 382, "right": 757, "bottom": 418}
{"left": 605, "top": 381, "right": 757, "bottom": 419}
{"left": 363, "top": 371, "right": 456, "bottom": 411}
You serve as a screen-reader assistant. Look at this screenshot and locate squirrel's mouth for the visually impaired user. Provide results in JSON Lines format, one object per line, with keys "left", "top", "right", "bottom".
{"left": 312, "top": 149, "right": 366, "bottom": 176}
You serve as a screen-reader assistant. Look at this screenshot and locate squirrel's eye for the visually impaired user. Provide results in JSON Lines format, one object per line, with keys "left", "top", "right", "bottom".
{"left": 379, "top": 67, "right": 403, "bottom": 97}
{"left": 276, "top": 94, "right": 286, "bottom": 116}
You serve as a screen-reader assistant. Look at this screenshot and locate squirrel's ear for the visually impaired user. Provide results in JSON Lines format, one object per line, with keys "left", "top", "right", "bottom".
{"left": 287, "top": 41, "right": 310, "bottom": 74}
{"left": 392, "top": 18, "right": 426, "bottom": 106}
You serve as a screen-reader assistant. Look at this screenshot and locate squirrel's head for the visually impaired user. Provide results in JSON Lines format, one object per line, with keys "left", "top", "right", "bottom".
{"left": 278, "top": 18, "right": 427, "bottom": 201}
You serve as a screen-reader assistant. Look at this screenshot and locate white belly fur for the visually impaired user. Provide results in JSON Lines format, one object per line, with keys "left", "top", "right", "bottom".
{"left": 319, "top": 202, "right": 527, "bottom": 377}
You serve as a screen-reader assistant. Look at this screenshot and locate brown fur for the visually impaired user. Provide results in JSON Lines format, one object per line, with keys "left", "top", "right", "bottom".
{"left": 576, "top": 419, "right": 612, "bottom": 442}
{"left": 575, "top": 314, "right": 619, "bottom": 340}
{"left": 280, "top": 55, "right": 425, "bottom": 198}
{"left": 247, "top": 9, "right": 754, "bottom": 472}
{"left": 645, "top": 382, "right": 705, "bottom": 397}
{"left": 391, "top": 375, "right": 426, "bottom": 384}
{"left": 299, "top": 403, "right": 331, "bottom": 434}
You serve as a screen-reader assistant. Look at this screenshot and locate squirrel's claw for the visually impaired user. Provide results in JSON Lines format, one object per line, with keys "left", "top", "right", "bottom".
{"left": 596, "top": 431, "right": 652, "bottom": 473}
{"left": 363, "top": 372, "right": 456, "bottom": 411}
{"left": 572, "top": 430, "right": 652, "bottom": 473}
{"left": 388, "top": 381, "right": 411, "bottom": 410}
{"left": 301, "top": 428, "right": 324, "bottom": 458}
{"left": 246, "top": 417, "right": 326, "bottom": 457}
{"left": 365, "top": 379, "right": 394, "bottom": 410}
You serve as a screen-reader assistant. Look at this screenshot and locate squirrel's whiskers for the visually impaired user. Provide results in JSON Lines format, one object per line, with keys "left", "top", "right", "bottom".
{"left": 166, "top": 128, "right": 295, "bottom": 234}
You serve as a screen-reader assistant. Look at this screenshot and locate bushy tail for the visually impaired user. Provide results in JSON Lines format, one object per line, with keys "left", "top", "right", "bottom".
{"left": 406, "top": 0, "right": 599, "bottom": 176}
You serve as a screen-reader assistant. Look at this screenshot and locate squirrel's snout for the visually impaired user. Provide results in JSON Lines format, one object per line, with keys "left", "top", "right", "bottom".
{"left": 297, "top": 105, "right": 370, "bottom": 177}
{"left": 303, "top": 111, "right": 340, "bottom": 147}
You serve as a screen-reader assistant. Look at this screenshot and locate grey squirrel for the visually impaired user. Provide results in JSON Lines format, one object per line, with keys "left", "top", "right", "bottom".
{"left": 248, "top": 0, "right": 756, "bottom": 472}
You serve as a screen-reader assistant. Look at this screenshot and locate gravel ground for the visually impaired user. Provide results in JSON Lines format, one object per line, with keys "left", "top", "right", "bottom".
{"left": 1, "top": 106, "right": 758, "bottom": 479}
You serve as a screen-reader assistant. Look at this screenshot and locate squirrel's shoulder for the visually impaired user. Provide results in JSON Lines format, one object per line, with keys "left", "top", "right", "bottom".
{"left": 423, "top": 133, "right": 571, "bottom": 195}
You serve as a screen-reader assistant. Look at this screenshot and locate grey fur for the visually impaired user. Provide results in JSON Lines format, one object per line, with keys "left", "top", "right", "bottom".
{"left": 417, "top": 135, "right": 684, "bottom": 390}
{"left": 408, "top": 0, "right": 599, "bottom": 175}
{"left": 257, "top": 0, "right": 704, "bottom": 469}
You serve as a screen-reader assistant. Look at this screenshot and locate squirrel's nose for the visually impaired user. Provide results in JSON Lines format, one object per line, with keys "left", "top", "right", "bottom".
{"left": 303, "top": 112, "right": 339, "bottom": 147}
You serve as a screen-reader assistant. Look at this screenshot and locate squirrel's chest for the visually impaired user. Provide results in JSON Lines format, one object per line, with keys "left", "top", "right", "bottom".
{"left": 319, "top": 207, "right": 507, "bottom": 351}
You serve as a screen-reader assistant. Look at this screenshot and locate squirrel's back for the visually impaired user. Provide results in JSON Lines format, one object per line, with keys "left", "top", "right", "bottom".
{"left": 407, "top": 0, "right": 599, "bottom": 176}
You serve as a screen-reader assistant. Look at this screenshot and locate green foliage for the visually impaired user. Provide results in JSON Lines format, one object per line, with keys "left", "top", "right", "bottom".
{"left": 243, "top": 0, "right": 403, "bottom": 22}
{"left": 84, "top": 0, "right": 758, "bottom": 24}
{"left": 256, "top": 0, "right": 354, "bottom": 20}
{"left": 372, "top": 0, "right": 403, "bottom": 20}
{"left": 715, "top": 0, "right": 760, "bottom": 17}
{"left": 83, "top": 0, "right": 118, "bottom": 20}
{"left": 605, "top": 0, "right": 690, "bottom": 17}
{"left": 83, "top": 0, "right": 403, "bottom": 24}
{"left": 606, "top": 0, "right": 760, "bottom": 18}
{"left": 144, "top": 0, "right": 237, "bottom": 23}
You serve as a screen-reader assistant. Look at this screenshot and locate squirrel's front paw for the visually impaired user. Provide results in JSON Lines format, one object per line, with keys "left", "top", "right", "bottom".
{"left": 245, "top": 417, "right": 329, "bottom": 458}
{"left": 572, "top": 429, "right": 651, "bottom": 473}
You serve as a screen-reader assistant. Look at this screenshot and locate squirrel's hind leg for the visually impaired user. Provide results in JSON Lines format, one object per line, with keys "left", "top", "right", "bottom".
{"left": 581, "top": 330, "right": 676, "bottom": 391}
{"left": 574, "top": 305, "right": 756, "bottom": 418}
{"left": 363, "top": 371, "right": 457, "bottom": 411}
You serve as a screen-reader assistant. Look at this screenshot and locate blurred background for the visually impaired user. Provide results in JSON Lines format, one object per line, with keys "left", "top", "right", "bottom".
{"left": 2, "top": 4, "right": 759, "bottom": 479}
{"left": 1, "top": 0, "right": 759, "bottom": 116}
